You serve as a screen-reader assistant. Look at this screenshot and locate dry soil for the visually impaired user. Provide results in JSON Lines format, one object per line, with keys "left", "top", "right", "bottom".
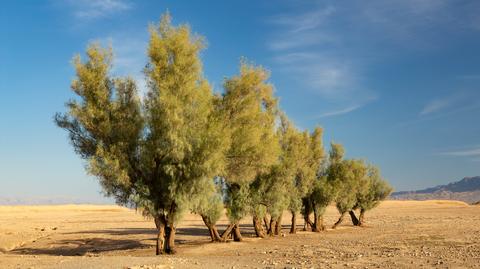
{"left": 1, "top": 200, "right": 479, "bottom": 268}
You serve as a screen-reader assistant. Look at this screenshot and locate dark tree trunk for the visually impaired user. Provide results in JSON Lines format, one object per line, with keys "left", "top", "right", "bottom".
{"left": 302, "top": 197, "right": 313, "bottom": 231}
{"left": 332, "top": 212, "right": 346, "bottom": 229}
{"left": 290, "top": 211, "right": 297, "bottom": 234}
{"left": 263, "top": 215, "right": 270, "bottom": 231}
{"left": 233, "top": 223, "right": 242, "bottom": 242}
{"left": 268, "top": 217, "right": 276, "bottom": 236}
{"left": 274, "top": 215, "right": 282, "bottom": 236}
{"left": 165, "top": 224, "right": 176, "bottom": 254}
{"left": 358, "top": 208, "right": 366, "bottom": 226}
{"left": 201, "top": 215, "right": 221, "bottom": 242}
{"left": 253, "top": 215, "right": 266, "bottom": 238}
{"left": 304, "top": 214, "right": 313, "bottom": 231}
{"left": 312, "top": 215, "right": 325, "bottom": 232}
{"left": 155, "top": 216, "right": 166, "bottom": 255}
{"left": 349, "top": 210, "right": 360, "bottom": 226}
{"left": 220, "top": 223, "right": 235, "bottom": 241}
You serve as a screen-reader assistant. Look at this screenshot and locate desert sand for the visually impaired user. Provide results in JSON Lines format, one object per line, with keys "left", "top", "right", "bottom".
{"left": 1, "top": 200, "right": 479, "bottom": 268}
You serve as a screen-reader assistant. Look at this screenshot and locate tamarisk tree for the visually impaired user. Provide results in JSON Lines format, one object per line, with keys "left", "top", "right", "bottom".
{"left": 323, "top": 143, "right": 366, "bottom": 229}
{"left": 287, "top": 126, "right": 324, "bottom": 234}
{"left": 350, "top": 165, "right": 392, "bottom": 226}
{"left": 54, "top": 43, "right": 144, "bottom": 205}
{"left": 219, "top": 61, "right": 280, "bottom": 241}
{"left": 56, "top": 13, "right": 225, "bottom": 255}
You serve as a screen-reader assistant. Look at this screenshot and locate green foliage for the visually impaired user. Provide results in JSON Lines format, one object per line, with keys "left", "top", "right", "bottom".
{"left": 325, "top": 143, "right": 369, "bottom": 214}
{"left": 222, "top": 61, "right": 280, "bottom": 183}
{"left": 221, "top": 61, "right": 280, "bottom": 223}
{"left": 310, "top": 176, "right": 335, "bottom": 217}
{"left": 190, "top": 177, "right": 224, "bottom": 225}
{"left": 55, "top": 44, "right": 144, "bottom": 205}
{"left": 142, "top": 13, "right": 225, "bottom": 222}
{"left": 56, "top": 12, "right": 394, "bottom": 248}
{"left": 56, "top": 13, "right": 226, "bottom": 229}
{"left": 355, "top": 165, "right": 393, "bottom": 212}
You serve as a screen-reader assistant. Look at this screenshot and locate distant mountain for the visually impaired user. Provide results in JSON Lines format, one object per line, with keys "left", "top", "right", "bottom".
{"left": 391, "top": 176, "right": 480, "bottom": 204}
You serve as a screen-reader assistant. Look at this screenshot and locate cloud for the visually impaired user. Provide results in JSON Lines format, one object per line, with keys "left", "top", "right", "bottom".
{"left": 268, "top": 32, "right": 334, "bottom": 51}
{"left": 267, "top": 4, "right": 379, "bottom": 117}
{"left": 67, "top": 0, "right": 131, "bottom": 20}
{"left": 316, "top": 104, "right": 364, "bottom": 118}
{"left": 268, "top": 6, "right": 335, "bottom": 33}
{"left": 419, "top": 90, "right": 480, "bottom": 117}
{"left": 438, "top": 147, "right": 480, "bottom": 157}
{"left": 420, "top": 98, "right": 452, "bottom": 116}
{"left": 93, "top": 34, "right": 148, "bottom": 96}
{"left": 273, "top": 52, "right": 356, "bottom": 97}
{"left": 266, "top": 5, "right": 336, "bottom": 51}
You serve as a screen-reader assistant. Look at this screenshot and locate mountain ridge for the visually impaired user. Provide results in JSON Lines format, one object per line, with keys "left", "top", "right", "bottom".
{"left": 391, "top": 176, "right": 480, "bottom": 204}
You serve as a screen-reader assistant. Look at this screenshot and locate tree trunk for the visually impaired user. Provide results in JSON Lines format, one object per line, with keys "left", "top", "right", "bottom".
{"left": 290, "top": 211, "right": 297, "bottom": 234}
{"left": 155, "top": 216, "right": 166, "bottom": 255}
{"left": 349, "top": 210, "right": 360, "bottom": 226}
{"left": 233, "top": 223, "right": 242, "bottom": 242}
{"left": 165, "top": 223, "right": 176, "bottom": 254}
{"left": 332, "top": 212, "right": 346, "bottom": 229}
{"left": 303, "top": 214, "right": 313, "bottom": 231}
{"left": 201, "top": 215, "right": 221, "bottom": 242}
{"left": 274, "top": 215, "right": 282, "bottom": 236}
{"left": 268, "top": 218, "right": 276, "bottom": 236}
{"left": 312, "top": 215, "right": 325, "bottom": 232}
{"left": 302, "top": 197, "right": 313, "bottom": 231}
{"left": 253, "top": 215, "right": 266, "bottom": 238}
{"left": 358, "top": 209, "right": 366, "bottom": 226}
{"left": 220, "top": 223, "right": 235, "bottom": 241}
{"left": 263, "top": 215, "right": 270, "bottom": 231}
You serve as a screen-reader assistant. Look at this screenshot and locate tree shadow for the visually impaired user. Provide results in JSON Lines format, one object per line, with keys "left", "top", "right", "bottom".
{"left": 11, "top": 237, "right": 149, "bottom": 256}
{"left": 11, "top": 223, "right": 264, "bottom": 256}
{"left": 64, "top": 228, "right": 157, "bottom": 236}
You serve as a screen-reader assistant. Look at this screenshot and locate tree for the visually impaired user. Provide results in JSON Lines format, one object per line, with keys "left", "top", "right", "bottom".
{"left": 289, "top": 126, "right": 324, "bottom": 234}
{"left": 351, "top": 165, "right": 393, "bottom": 226}
{"left": 324, "top": 143, "right": 368, "bottom": 229}
{"left": 251, "top": 163, "right": 289, "bottom": 237}
{"left": 309, "top": 176, "right": 335, "bottom": 231}
{"left": 219, "top": 61, "right": 280, "bottom": 241}
{"left": 142, "top": 13, "right": 226, "bottom": 253}
{"left": 263, "top": 115, "right": 306, "bottom": 236}
{"left": 55, "top": 44, "right": 144, "bottom": 209}
{"left": 56, "top": 13, "right": 225, "bottom": 255}
{"left": 189, "top": 177, "right": 224, "bottom": 241}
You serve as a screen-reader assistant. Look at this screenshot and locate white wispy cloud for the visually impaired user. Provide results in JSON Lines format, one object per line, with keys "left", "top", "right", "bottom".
{"left": 316, "top": 104, "right": 364, "bottom": 118}
{"left": 67, "top": 0, "right": 131, "bottom": 20}
{"left": 420, "top": 98, "right": 452, "bottom": 116}
{"left": 93, "top": 34, "right": 148, "bottom": 96}
{"left": 268, "top": 6, "right": 335, "bottom": 33}
{"left": 438, "top": 147, "right": 480, "bottom": 157}
{"left": 419, "top": 90, "right": 480, "bottom": 117}
{"left": 268, "top": 31, "right": 334, "bottom": 51}
{"left": 267, "top": 4, "right": 377, "bottom": 117}
{"left": 267, "top": 5, "right": 336, "bottom": 51}
{"left": 273, "top": 52, "right": 356, "bottom": 98}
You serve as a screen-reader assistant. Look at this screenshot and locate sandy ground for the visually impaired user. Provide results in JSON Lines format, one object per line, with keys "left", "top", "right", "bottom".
{"left": 0, "top": 200, "right": 479, "bottom": 269}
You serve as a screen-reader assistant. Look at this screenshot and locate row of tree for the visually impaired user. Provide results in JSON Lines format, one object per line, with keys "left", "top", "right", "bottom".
{"left": 55, "top": 13, "right": 392, "bottom": 255}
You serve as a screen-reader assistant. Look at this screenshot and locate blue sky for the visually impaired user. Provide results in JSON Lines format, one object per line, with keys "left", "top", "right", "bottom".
{"left": 1, "top": 0, "right": 479, "bottom": 202}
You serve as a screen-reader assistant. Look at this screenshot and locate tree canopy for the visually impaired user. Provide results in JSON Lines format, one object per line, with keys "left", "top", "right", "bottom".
{"left": 56, "top": 12, "right": 392, "bottom": 255}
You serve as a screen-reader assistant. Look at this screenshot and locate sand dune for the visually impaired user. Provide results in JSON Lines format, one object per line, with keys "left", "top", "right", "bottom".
{"left": 1, "top": 200, "right": 479, "bottom": 268}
